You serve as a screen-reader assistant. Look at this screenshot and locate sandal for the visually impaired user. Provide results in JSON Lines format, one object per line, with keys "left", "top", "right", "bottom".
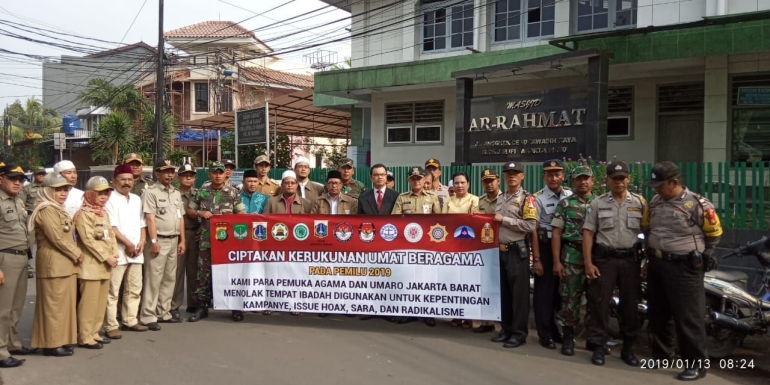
{"left": 291, "top": 312, "right": 300, "bottom": 316}
{"left": 461, "top": 320, "right": 472, "bottom": 329}
{"left": 262, "top": 310, "right": 272, "bottom": 315}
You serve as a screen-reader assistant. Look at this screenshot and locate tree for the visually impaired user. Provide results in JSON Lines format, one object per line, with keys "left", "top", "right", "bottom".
{"left": 313, "top": 139, "right": 348, "bottom": 168}
{"left": 5, "top": 98, "right": 59, "bottom": 132}
{"left": 78, "top": 78, "right": 147, "bottom": 120}
{"left": 89, "top": 111, "right": 135, "bottom": 165}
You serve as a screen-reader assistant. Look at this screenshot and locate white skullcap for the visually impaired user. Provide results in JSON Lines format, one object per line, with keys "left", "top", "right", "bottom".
{"left": 281, "top": 170, "right": 297, "bottom": 181}
{"left": 448, "top": 180, "right": 454, "bottom": 188}
{"left": 54, "top": 160, "right": 76, "bottom": 173}
{"left": 293, "top": 157, "right": 310, "bottom": 167}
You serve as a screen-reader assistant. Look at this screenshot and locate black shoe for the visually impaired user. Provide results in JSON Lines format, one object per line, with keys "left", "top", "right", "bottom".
{"left": 384, "top": 316, "right": 397, "bottom": 322}
{"left": 94, "top": 338, "right": 110, "bottom": 344}
{"left": 586, "top": 341, "right": 611, "bottom": 355}
{"left": 63, "top": 345, "right": 76, "bottom": 352}
{"left": 677, "top": 368, "right": 707, "bottom": 381}
{"left": 188, "top": 308, "right": 208, "bottom": 322}
{"left": 231, "top": 311, "right": 244, "bottom": 322}
{"left": 503, "top": 339, "right": 526, "bottom": 348}
{"left": 424, "top": 318, "right": 436, "bottom": 327}
{"left": 158, "top": 316, "right": 182, "bottom": 323}
{"left": 78, "top": 342, "right": 103, "bottom": 350}
{"left": 9, "top": 347, "right": 38, "bottom": 355}
{"left": 561, "top": 327, "right": 575, "bottom": 356}
{"left": 491, "top": 333, "right": 512, "bottom": 343}
{"left": 359, "top": 315, "right": 373, "bottom": 320}
{"left": 539, "top": 338, "right": 556, "bottom": 350}
{"left": 170, "top": 310, "right": 181, "bottom": 319}
{"left": 472, "top": 325, "right": 494, "bottom": 333}
{"left": 43, "top": 347, "right": 73, "bottom": 357}
{"left": 396, "top": 317, "right": 413, "bottom": 324}
{"left": 0, "top": 357, "right": 25, "bottom": 367}
{"left": 591, "top": 347, "right": 605, "bottom": 366}
{"left": 145, "top": 322, "right": 161, "bottom": 331}
{"left": 621, "top": 350, "right": 639, "bottom": 367}
{"left": 185, "top": 307, "right": 197, "bottom": 313}
{"left": 552, "top": 334, "right": 564, "bottom": 344}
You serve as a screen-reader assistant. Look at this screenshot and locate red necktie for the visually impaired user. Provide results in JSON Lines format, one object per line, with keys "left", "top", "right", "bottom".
{"left": 376, "top": 190, "right": 383, "bottom": 210}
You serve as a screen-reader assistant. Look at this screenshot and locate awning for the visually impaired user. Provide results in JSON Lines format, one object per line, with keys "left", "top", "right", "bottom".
{"left": 180, "top": 88, "right": 350, "bottom": 139}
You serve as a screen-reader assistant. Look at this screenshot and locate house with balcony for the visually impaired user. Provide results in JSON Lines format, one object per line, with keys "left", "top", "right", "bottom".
{"left": 314, "top": 0, "right": 770, "bottom": 170}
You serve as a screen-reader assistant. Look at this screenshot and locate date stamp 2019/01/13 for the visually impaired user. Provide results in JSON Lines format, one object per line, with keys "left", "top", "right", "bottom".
{"left": 640, "top": 359, "right": 756, "bottom": 370}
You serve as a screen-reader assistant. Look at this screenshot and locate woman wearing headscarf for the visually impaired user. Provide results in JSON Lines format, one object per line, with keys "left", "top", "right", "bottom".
{"left": 29, "top": 173, "right": 82, "bottom": 357}
{"left": 53, "top": 160, "right": 83, "bottom": 218}
{"left": 74, "top": 177, "right": 118, "bottom": 349}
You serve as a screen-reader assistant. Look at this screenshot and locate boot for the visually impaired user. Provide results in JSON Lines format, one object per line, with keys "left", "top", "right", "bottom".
{"left": 591, "top": 346, "right": 605, "bottom": 366}
{"left": 188, "top": 307, "right": 209, "bottom": 322}
{"left": 561, "top": 326, "right": 575, "bottom": 356}
{"left": 620, "top": 338, "right": 639, "bottom": 367}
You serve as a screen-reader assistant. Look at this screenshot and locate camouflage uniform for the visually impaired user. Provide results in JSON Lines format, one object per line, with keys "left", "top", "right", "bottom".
{"left": 551, "top": 193, "right": 595, "bottom": 328}
{"left": 188, "top": 183, "right": 245, "bottom": 307}
{"left": 341, "top": 179, "right": 366, "bottom": 199}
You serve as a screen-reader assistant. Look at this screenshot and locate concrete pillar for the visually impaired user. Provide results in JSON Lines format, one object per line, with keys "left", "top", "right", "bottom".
{"left": 454, "top": 78, "right": 473, "bottom": 165}
{"left": 586, "top": 55, "right": 609, "bottom": 161}
{"left": 703, "top": 55, "right": 729, "bottom": 163}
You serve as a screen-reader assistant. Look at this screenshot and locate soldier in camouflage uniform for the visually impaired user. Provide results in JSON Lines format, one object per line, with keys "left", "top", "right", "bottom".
{"left": 123, "top": 153, "right": 154, "bottom": 196}
{"left": 186, "top": 162, "right": 245, "bottom": 322}
{"left": 550, "top": 165, "right": 595, "bottom": 356}
{"left": 338, "top": 158, "right": 366, "bottom": 199}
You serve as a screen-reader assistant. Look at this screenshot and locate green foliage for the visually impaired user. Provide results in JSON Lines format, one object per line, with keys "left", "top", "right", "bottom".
{"left": 167, "top": 149, "right": 197, "bottom": 167}
{"left": 90, "top": 111, "right": 135, "bottom": 165}
{"left": 78, "top": 78, "right": 147, "bottom": 120}
{"left": 5, "top": 98, "right": 60, "bottom": 132}
{"left": 313, "top": 139, "right": 348, "bottom": 168}
{"left": 220, "top": 132, "right": 296, "bottom": 168}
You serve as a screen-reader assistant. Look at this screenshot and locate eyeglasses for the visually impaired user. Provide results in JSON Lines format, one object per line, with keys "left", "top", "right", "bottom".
{"left": 295, "top": 165, "right": 310, "bottom": 170}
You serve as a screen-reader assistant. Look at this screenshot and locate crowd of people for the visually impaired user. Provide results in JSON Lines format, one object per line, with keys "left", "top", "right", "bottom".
{"left": 0, "top": 153, "right": 721, "bottom": 381}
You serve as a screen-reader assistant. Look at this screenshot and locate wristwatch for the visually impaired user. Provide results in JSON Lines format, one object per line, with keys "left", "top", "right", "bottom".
{"left": 533, "top": 256, "right": 541, "bottom": 263}
{"left": 150, "top": 239, "right": 158, "bottom": 244}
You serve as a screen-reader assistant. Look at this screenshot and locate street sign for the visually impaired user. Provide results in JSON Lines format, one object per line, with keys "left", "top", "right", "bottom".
{"left": 53, "top": 133, "right": 66, "bottom": 150}
{"left": 235, "top": 105, "right": 268, "bottom": 145}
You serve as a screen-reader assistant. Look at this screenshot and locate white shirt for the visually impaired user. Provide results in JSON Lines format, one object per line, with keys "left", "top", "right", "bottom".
{"left": 105, "top": 192, "right": 147, "bottom": 265}
{"left": 374, "top": 187, "right": 386, "bottom": 201}
{"left": 298, "top": 181, "right": 307, "bottom": 198}
{"left": 329, "top": 195, "right": 340, "bottom": 214}
{"left": 63, "top": 187, "right": 84, "bottom": 218}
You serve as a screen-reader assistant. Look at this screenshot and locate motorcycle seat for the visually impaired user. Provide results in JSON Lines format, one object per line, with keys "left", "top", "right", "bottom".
{"left": 705, "top": 270, "right": 749, "bottom": 283}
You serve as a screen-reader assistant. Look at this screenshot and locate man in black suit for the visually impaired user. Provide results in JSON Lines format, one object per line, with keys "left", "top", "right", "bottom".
{"left": 358, "top": 164, "right": 398, "bottom": 321}
{"left": 357, "top": 164, "right": 398, "bottom": 215}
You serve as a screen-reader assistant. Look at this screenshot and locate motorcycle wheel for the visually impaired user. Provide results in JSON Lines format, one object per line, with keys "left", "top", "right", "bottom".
{"left": 705, "top": 326, "right": 740, "bottom": 359}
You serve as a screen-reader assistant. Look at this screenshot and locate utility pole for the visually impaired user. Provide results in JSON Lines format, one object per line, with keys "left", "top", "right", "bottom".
{"left": 153, "top": 0, "right": 165, "bottom": 169}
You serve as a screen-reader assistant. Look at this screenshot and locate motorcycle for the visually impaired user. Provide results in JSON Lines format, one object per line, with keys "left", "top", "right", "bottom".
{"left": 704, "top": 236, "right": 770, "bottom": 358}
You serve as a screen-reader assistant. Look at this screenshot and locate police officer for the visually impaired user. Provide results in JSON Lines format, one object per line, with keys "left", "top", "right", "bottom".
{"left": 187, "top": 162, "right": 245, "bottom": 322}
{"left": 0, "top": 164, "right": 35, "bottom": 366}
{"left": 644, "top": 161, "right": 721, "bottom": 381}
{"left": 253, "top": 155, "right": 280, "bottom": 196}
{"left": 492, "top": 161, "right": 537, "bottom": 348}
{"left": 22, "top": 166, "right": 45, "bottom": 279}
{"left": 172, "top": 163, "right": 199, "bottom": 317}
{"left": 123, "top": 153, "right": 153, "bottom": 196}
{"left": 531, "top": 159, "right": 572, "bottom": 349}
{"left": 551, "top": 165, "right": 595, "bottom": 356}
{"left": 141, "top": 160, "right": 185, "bottom": 330}
{"left": 582, "top": 161, "right": 646, "bottom": 367}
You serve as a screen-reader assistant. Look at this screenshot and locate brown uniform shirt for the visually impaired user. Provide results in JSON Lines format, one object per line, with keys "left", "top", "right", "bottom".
{"left": 34, "top": 206, "right": 80, "bottom": 278}
{"left": 256, "top": 178, "right": 280, "bottom": 197}
{"left": 142, "top": 183, "right": 183, "bottom": 236}
{"left": 312, "top": 194, "right": 359, "bottom": 215}
{"left": 583, "top": 192, "right": 647, "bottom": 249}
{"left": 392, "top": 190, "right": 441, "bottom": 214}
{"left": 479, "top": 191, "right": 501, "bottom": 214}
{"left": 0, "top": 190, "right": 28, "bottom": 250}
{"left": 131, "top": 176, "right": 154, "bottom": 197}
{"left": 75, "top": 207, "right": 118, "bottom": 280}
{"left": 264, "top": 194, "right": 312, "bottom": 214}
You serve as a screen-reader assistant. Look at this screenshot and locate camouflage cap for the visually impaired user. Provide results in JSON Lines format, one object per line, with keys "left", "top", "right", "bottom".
{"left": 571, "top": 165, "right": 593, "bottom": 178}
{"left": 32, "top": 166, "right": 47, "bottom": 174}
{"left": 338, "top": 158, "right": 354, "bottom": 168}
{"left": 177, "top": 163, "right": 196, "bottom": 175}
{"left": 209, "top": 161, "right": 226, "bottom": 172}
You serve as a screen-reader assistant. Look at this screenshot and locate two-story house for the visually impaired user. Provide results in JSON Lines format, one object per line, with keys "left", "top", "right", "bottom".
{"left": 314, "top": 0, "right": 770, "bottom": 168}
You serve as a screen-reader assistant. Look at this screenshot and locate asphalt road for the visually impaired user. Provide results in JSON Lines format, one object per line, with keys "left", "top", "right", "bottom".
{"left": 2, "top": 281, "right": 767, "bottom": 385}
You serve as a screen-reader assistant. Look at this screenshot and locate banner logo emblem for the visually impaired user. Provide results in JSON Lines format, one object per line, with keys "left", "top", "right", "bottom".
{"left": 334, "top": 222, "right": 353, "bottom": 242}
{"left": 314, "top": 220, "right": 328, "bottom": 238}
{"left": 293, "top": 223, "right": 309, "bottom": 241}
{"left": 454, "top": 225, "right": 476, "bottom": 239}
{"left": 359, "top": 222, "right": 376, "bottom": 242}
{"left": 215, "top": 222, "right": 228, "bottom": 241}
{"left": 379, "top": 223, "right": 398, "bottom": 242}
{"left": 481, "top": 223, "right": 495, "bottom": 244}
{"left": 252, "top": 222, "right": 267, "bottom": 241}
{"left": 272, "top": 223, "right": 289, "bottom": 241}
{"left": 233, "top": 223, "right": 248, "bottom": 240}
{"left": 429, "top": 223, "right": 448, "bottom": 243}
{"left": 404, "top": 223, "right": 423, "bottom": 243}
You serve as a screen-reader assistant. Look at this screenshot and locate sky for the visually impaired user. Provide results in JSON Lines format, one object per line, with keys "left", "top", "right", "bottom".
{"left": 0, "top": 0, "right": 351, "bottom": 108}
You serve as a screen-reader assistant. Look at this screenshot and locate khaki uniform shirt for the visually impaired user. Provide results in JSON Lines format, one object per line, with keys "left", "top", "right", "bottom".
{"left": 34, "top": 206, "right": 80, "bottom": 278}
{"left": 180, "top": 188, "right": 200, "bottom": 231}
{"left": 392, "top": 190, "right": 441, "bottom": 214}
{"left": 264, "top": 195, "right": 312, "bottom": 214}
{"left": 0, "top": 190, "right": 28, "bottom": 250}
{"left": 645, "top": 188, "right": 723, "bottom": 254}
{"left": 142, "top": 183, "right": 183, "bottom": 236}
{"left": 312, "top": 194, "right": 359, "bottom": 215}
{"left": 256, "top": 178, "right": 280, "bottom": 197}
{"left": 479, "top": 191, "right": 501, "bottom": 214}
{"left": 583, "top": 192, "right": 647, "bottom": 249}
{"left": 431, "top": 184, "right": 450, "bottom": 209}
{"left": 496, "top": 189, "right": 537, "bottom": 243}
{"left": 131, "top": 176, "right": 154, "bottom": 197}
{"left": 22, "top": 182, "right": 42, "bottom": 210}
{"left": 75, "top": 207, "right": 118, "bottom": 280}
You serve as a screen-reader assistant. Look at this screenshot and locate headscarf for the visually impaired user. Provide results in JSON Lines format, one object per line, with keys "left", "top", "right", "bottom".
{"left": 27, "top": 185, "right": 71, "bottom": 248}
{"left": 73, "top": 190, "right": 106, "bottom": 225}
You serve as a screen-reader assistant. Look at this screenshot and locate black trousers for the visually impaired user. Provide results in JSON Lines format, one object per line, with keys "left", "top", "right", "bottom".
{"left": 587, "top": 256, "right": 640, "bottom": 346}
{"left": 534, "top": 239, "right": 561, "bottom": 340}
{"left": 648, "top": 257, "right": 708, "bottom": 363}
{"left": 499, "top": 247, "right": 530, "bottom": 342}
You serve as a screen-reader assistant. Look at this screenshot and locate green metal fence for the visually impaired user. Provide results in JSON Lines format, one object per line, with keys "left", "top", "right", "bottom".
{"left": 195, "top": 162, "right": 769, "bottom": 230}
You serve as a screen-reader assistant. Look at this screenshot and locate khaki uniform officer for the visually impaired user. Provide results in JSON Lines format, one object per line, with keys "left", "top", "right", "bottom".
{"left": 0, "top": 164, "right": 35, "bottom": 367}
{"left": 74, "top": 177, "right": 118, "bottom": 349}
{"left": 253, "top": 155, "right": 280, "bottom": 196}
{"left": 582, "top": 161, "right": 647, "bottom": 367}
{"left": 475, "top": 168, "right": 502, "bottom": 333}
{"left": 172, "top": 164, "right": 200, "bottom": 316}
{"left": 123, "top": 153, "right": 153, "bottom": 197}
{"left": 424, "top": 158, "right": 450, "bottom": 208}
{"left": 313, "top": 170, "right": 359, "bottom": 214}
{"left": 392, "top": 167, "right": 440, "bottom": 215}
{"left": 141, "top": 160, "right": 185, "bottom": 330}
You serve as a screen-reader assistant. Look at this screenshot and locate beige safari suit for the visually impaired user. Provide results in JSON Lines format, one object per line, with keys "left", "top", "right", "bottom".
{"left": 173, "top": 188, "right": 200, "bottom": 311}
{"left": 392, "top": 190, "right": 441, "bottom": 214}
{"left": 141, "top": 183, "right": 183, "bottom": 324}
{"left": 75, "top": 207, "right": 118, "bottom": 345}
{"left": 264, "top": 195, "right": 313, "bottom": 214}
{"left": 0, "top": 191, "right": 29, "bottom": 358}
{"left": 312, "top": 194, "right": 359, "bottom": 214}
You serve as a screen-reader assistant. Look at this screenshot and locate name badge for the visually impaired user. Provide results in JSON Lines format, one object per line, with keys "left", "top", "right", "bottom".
{"left": 177, "top": 209, "right": 182, "bottom": 219}
{"left": 423, "top": 204, "right": 430, "bottom": 214}
{"left": 344, "top": 209, "right": 350, "bottom": 214}
{"left": 103, "top": 229, "right": 110, "bottom": 240}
